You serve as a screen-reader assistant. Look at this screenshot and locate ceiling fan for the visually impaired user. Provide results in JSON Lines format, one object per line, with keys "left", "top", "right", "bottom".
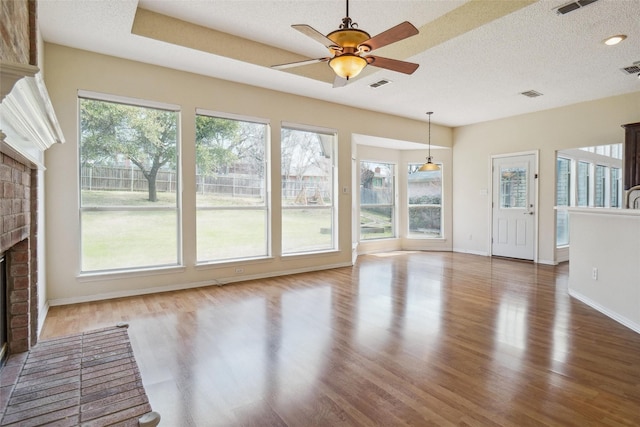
{"left": 271, "top": 0, "right": 420, "bottom": 87}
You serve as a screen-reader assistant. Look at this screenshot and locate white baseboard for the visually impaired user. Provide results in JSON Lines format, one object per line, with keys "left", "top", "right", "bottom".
{"left": 569, "top": 289, "right": 640, "bottom": 335}
{"left": 38, "top": 301, "right": 49, "bottom": 337}
{"left": 47, "top": 261, "right": 352, "bottom": 306}
{"left": 452, "top": 248, "right": 489, "bottom": 257}
{"left": 537, "top": 259, "right": 557, "bottom": 266}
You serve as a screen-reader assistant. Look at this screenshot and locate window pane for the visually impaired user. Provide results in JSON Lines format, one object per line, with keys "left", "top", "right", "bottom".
{"left": 282, "top": 208, "right": 333, "bottom": 253}
{"left": 79, "top": 98, "right": 179, "bottom": 272}
{"left": 81, "top": 211, "right": 177, "bottom": 271}
{"left": 577, "top": 161, "right": 589, "bottom": 207}
{"left": 595, "top": 165, "right": 606, "bottom": 207}
{"left": 360, "top": 206, "right": 393, "bottom": 239}
{"left": 197, "top": 210, "right": 266, "bottom": 260}
{"left": 500, "top": 167, "right": 526, "bottom": 208}
{"left": 195, "top": 115, "right": 268, "bottom": 262}
{"left": 408, "top": 164, "right": 442, "bottom": 238}
{"left": 556, "top": 209, "right": 569, "bottom": 246}
{"left": 611, "top": 167, "right": 621, "bottom": 208}
{"left": 360, "top": 162, "right": 395, "bottom": 240}
{"left": 556, "top": 157, "right": 571, "bottom": 206}
{"left": 281, "top": 127, "right": 335, "bottom": 254}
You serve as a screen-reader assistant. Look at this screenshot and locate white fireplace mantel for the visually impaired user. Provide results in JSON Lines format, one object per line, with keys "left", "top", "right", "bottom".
{"left": 0, "top": 61, "right": 65, "bottom": 169}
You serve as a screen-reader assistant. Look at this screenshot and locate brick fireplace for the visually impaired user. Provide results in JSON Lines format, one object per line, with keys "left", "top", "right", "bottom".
{"left": 1, "top": 0, "right": 64, "bottom": 363}
{"left": 1, "top": 153, "right": 37, "bottom": 359}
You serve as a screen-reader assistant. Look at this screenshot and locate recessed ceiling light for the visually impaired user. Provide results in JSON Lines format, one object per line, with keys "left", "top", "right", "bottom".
{"left": 604, "top": 35, "right": 627, "bottom": 46}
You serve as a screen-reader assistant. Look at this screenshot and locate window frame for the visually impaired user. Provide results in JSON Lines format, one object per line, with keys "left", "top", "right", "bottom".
{"left": 195, "top": 109, "right": 271, "bottom": 264}
{"left": 78, "top": 91, "right": 182, "bottom": 274}
{"left": 406, "top": 162, "right": 443, "bottom": 239}
{"left": 280, "top": 122, "right": 338, "bottom": 256}
{"left": 359, "top": 160, "right": 397, "bottom": 241}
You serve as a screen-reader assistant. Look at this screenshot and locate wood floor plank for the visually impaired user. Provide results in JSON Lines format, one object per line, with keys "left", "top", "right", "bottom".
{"left": 40, "top": 252, "right": 640, "bottom": 426}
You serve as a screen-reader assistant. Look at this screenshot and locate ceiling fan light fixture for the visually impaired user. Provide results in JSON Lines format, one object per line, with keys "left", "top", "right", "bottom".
{"left": 327, "top": 28, "right": 370, "bottom": 49}
{"left": 329, "top": 54, "right": 368, "bottom": 79}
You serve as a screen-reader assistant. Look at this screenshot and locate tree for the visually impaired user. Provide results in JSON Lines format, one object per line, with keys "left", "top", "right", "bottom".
{"left": 80, "top": 99, "right": 177, "bottom": 202}
{"left": 195, "top": 115, "right": 239, "bottom": 175}
{"left": 196, "top": 115, "right": 266, "bottom": 178}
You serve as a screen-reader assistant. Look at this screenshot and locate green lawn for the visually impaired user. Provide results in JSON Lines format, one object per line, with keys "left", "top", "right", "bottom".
{"left": 81, "top": 191, "right": 334, "bottom": 270}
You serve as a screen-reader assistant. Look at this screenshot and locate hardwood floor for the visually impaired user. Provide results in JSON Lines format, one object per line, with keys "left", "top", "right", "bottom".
{"left": 41, "top": 252, "right": 640, "bottom": 426}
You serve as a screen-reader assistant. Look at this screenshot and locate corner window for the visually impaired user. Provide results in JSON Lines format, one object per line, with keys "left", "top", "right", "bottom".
{"left": 360, "top": 162, "right": 395, "bottom": 240}
{"left": 407, "top": 163, "right": 442, "bottom": 238}
{"left": 195, "top": 111, "right": 269, "bottom": 263}
{"left": 281, "top": 125, "right": 336, "bottom": 254}
{"left": 79, "top": 95, "right": 180, "bottom": 272}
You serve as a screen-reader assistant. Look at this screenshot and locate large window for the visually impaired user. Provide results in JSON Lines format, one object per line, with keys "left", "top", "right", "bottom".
{"left": 281, "top": 125, "right": 336, "bottom": 254}
{"left": 555, "top": 144, "right": 622, "bottom": 249}
{"left": 556, "top": 157, "right": 571, "bottom": 246}
{"left": 196, "top": 111, "right": 269, "bottom": 263}
{"left": 360, "top": 162, "right": 395, "bottom": 240}
{"left": 79, "top": 95, "right": 180, "bottom": 272}
{"left": 407, "top": 163, "right": 442, "bottom": 238}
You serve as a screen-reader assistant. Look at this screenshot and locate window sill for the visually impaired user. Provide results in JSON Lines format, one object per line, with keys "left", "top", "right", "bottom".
{"left": 78, "top": 265, "right": 186, "bottom": 282}
{"left": 195, "top": 256, "right": 275, "bottom": 270}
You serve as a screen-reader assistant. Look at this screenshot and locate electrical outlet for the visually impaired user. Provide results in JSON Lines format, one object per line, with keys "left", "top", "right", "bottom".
{"left": 235, "top": 268, "right": 244, "bottom": 274}
{"left": 592, "top": 267, "right": 598, "bottom": 280}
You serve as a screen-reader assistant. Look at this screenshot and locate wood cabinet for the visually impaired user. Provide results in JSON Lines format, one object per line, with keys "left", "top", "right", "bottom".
{"left": 622, "top": 122, "right": 640, "bottom": 191}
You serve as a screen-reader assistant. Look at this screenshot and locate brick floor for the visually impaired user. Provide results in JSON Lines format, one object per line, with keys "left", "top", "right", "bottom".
{"left": 0, "top": 326, "right": 154, "bottom": 426}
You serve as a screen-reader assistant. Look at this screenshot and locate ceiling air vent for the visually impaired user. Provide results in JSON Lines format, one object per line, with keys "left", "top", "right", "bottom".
{"left": 620, "top": 62, "right": 640, "bottom": 75}
{"left": 520, "top": 90, "right": 543, "bottom": 98}
{"left": 555, "top": 0, "right": 599, "bottom": 15}
{"left": 369, "top": 79, "right": 391, "bottom": 89}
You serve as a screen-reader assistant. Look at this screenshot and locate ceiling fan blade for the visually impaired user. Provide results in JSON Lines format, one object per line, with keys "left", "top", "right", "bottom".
{"left": 333, "top": 75, "right": 348, "bottom": 88}
{"left": 292, "top": 24, "right": 340, "bottom": 49}
{"left": 359, "top": 21, "right": 418, "bottom": 51}
{"left": 366, "top": 56, "right": 419, "bottom": 75}
{"left": 271, "top": 57, "right": 330, "bottom": 70}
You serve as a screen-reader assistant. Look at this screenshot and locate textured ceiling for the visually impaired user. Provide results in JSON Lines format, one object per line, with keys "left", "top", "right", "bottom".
{"left": 38, "top": 0, "right": 640, "bottom": 129}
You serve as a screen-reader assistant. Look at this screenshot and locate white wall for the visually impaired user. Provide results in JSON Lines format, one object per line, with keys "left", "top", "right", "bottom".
{"left": 452, "top": 91, "right": 640, "bottom": 264}
{"left": 568, "top": 208, "right": 640, "bottom": 333}
{"left": 43, "top": 43, "right": 452, "bottom": 304}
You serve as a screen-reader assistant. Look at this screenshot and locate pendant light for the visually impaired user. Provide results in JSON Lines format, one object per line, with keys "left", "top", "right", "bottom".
{"left": 418, "top": 112, "right": 440, "bottom": 171}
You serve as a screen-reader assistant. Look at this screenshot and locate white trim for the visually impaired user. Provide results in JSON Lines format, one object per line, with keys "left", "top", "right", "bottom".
{"left": 77, "top": 89, "right": 180, "bottom": 111}
{"left": 49, "top": 262, "right": 352, "bottom": 306}
{"left": 37, "top": 301, "right": 50, "bottom": 338}
{"left": 555, "top": 245, "right": 570, "bottom": 263}
{"left": 567, "top": 206, "right": 640, "bottom": 217}
{"left": 281, "top": 121, "right": 338, "bottom": 135}
{"left": 453, "top": 248, "right": 489, "bottom": 257}
{"left": 77, "top": 265, "right": 187, "bottom": 282}
{"left": 1, "top": 62, "right": 64, "bottom": 169}
{"left": 196, "top": 108, "right": 270, "bottom": 125}
{"left": 569, "top": 289, "right": 640, "bottom": 335}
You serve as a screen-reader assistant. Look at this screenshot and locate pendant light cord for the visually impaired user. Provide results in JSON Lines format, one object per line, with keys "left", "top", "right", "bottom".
{"left": 427, "top": 111, "right": 433, "bottom": 158}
